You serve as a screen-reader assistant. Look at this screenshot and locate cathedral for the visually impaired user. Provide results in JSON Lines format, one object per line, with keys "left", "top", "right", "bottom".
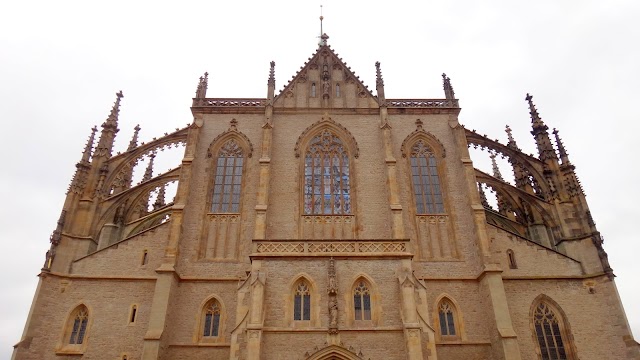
{"left": 12, "top": 35, "right": 639, "bottom": 360}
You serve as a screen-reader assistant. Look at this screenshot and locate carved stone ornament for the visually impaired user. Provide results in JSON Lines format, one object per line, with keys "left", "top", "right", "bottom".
{"left": 400, "top": 121, "right": 446, "bottom": 159}
{"left": 294, "top": 113, "right": 359, "bottom": 158}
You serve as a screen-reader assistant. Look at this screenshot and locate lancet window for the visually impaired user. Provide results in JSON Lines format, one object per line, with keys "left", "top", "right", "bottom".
{"left": 294, "top": 281, "right": 311, "bottom": 321}
{"left": 202, "top": 299, "right": 222, "bottom": 337}
{"left": 67, "top": 306, "right": 89, "bottom": 345}
{"left": 438, "top": 300, "right": 456, "bottom": 336}
{"left": 533, "top": 302, "right": 571, "bottom": 360}
{"left": 410, "top": 140, "right": 444, "bottom": 214}
{"left": 211, "top": 139, "right": 244, "bottom": 213}
{"left": 353, "top": 280, "right": 372, "bottom": 320}
{"left": 303, "top": 130, "right": 351, "bottom": 215}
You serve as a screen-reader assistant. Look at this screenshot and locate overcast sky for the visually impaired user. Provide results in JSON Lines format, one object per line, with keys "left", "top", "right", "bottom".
{"left": 1, "top": 0, "right": 638, "bottom": 357}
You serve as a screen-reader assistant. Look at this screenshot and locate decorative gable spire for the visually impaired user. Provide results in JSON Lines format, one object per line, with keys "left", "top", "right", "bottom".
{"left": 490, "top": 153, "right": 505, "bottom": 181}
{"left": 525, "top": 93, "right": 558, "bottom": 162}
{"left": 505, "top": 125, "right": 521, "bottom": 151}
{"left": 442, "top": 73, "right": 455, "bottom": 100}
{"left": 94, "top": 91, "right": 123, "bottom": 158}
{"left": 153, "top": 184, "right": 166, "bottom": 210}
{"left": 478, "top": 183, "right": 490, "bottom": 209}
{"left": 195, "top": 72, "right": 208, "bottom": 98}
{"left": 267, "top": 61, "right": 276, "bottom": 100}
{"left": 143, "top": 154, "right": 155, "bottom": 182}
{"left": 127, "top": 125, "right": 141, "bottom": 151}
{"left": 81, "top": 126, "right": 98, "bottom": 164}
{"left": 68, "top": 126, "right": 98, "bottom": 194}
{"left": 375, "top": 61, "right": 386, "bottom": 103}
{"left": 552, "top": 128, "right": 571, "bottom": 165}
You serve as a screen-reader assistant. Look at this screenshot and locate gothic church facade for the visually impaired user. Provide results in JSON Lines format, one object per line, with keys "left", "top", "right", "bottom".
{"left": 13, "top": 39, "right": 639, "bottom": 360}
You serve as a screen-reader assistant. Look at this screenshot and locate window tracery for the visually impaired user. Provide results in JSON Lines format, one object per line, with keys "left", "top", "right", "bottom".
{"left": 533, "top": 302, "right": 571, "bottom": 360}
{"left": 438, "top": 300, "right": 456, "bottom": 336}
{"left": 304, "top": 130, "right": 351, "bottom": 215}
{"left": 410, "top": 140, "right": 444, "bottom": 214}
{"left": 68, "top": 306, "right": 89, "bottom": 345}
{"left": 202, "top": 299, "right": 222, "bottom": 337}
{"left": 211, "top": 139, "right": 244, "bottom": 213}
{"left": 294, "top": 281, "right": 311, "bottom": 321}
{"left": 353, "top": 281, "right": 371, "bottom": 320}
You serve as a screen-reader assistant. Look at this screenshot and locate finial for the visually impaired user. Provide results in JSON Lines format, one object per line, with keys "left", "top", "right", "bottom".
{"left": 49, "top": 210, "right": 67, "bottom": 247}
{"left": 268, "top": 61, "right": 276, "bottom": 86}
{"left": 318, "top": 5, "right": 328, "bottom": 47}
{"left": 143, "top": 154, "right": 155, "bottom": 182}
{"left": 230, "top": 118, "right": 238, "bottom": 130}
{"left": 375, "top": 61, "right": 385, "bottom": 104}
{"left": 442, "top": 73, "right": 455, "bottom": 100}
{"left": 490, "top": 153, "right": 505, "bottom": 181}
{"left": 525, "top": 93, "right": 547, "bottom": 130}
{"left": 415, "top": 119, "right": 423, "bottom": 130}
{"left": 127, "top": 125, "right": 141, "bottom": 151}
{"left": 94, "top": 91, "right": 123, "bottom": 158}
{"left": 195, "top": 72, "right": 208, "bottom": 98}
{"left": 104, "top": 91, "right": 123, "bottom": 128}
{"left": 478, "top": 183, "right": 490, "bottom": 209}
{"left": 552, "top": 128, "right": 571, "bottom": 165}
{"left": 153, "top": 184, "right": 166, "bottom": 210}
{"left": 81, "top": 126, "right": 98, "bottom": 164}
{"left": 375, "top": 62, "right": 384, "bottom": 87}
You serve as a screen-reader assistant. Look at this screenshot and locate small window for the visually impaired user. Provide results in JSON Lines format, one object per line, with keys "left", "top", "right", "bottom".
{"left": 129, "top": 305, "right": 137, "bottom": 323}
{"left": 294, "top": 281, "right": 311, "bottom": 321}
{"left": 353, "top": 281, "right": 371, "bottom": 320}
{"left": 311, "top": 83, "right": 316, "bottom": 97}
{"left": 438, "top": 300, "right": 456, "bottom": 336}
{"left": 68, "top": 306, "right": 89, "bottom": 345}
{"left": 203, "top": 300, "right": 221, "bottom": 337}
{"left": 336, "top": 84, "right": 340, "bottom": 97}
{"left": 122, "top": 356, "right": 128, "bottom": 360}
{"left": 507, "top": 249, "right": 517, "bottom": 269}
{"left": 141, "top": 250, "right": 148, "bottom": 265}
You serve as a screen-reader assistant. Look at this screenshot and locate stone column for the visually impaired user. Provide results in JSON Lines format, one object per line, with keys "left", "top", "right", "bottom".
{"left": 398, "top": 264, "right": 424, "bottom": 360}
{"left": 246, "top": 261, "right": 266, "bottom": 360}
{"left": 481, "top": 269, "right": 522, "bottom": 360}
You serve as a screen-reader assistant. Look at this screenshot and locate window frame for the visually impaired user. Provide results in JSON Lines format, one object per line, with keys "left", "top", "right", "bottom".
{"left": 530, "top": 297, "right": 576, "bottom": 360}
{"left": 209, "top": 139, "right": 246, "bottom": 214}
{"left": 409, "top": 139, "right": 446, "bottom": 215}
{"left": 57, "top": 304, "right": 91, "bottom": 355}
{"left": 198, "top": 296, "right": 225, "bottom": 343}
{"left": 433, "top": 295, "right": 464, "bottom": 342}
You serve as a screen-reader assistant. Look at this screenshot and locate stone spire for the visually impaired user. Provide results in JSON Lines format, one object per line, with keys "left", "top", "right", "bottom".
{"left": 442, "top": 73, "right": 455, "bottom": 100}
{"left": 69, "top": 126, "right": 98, "bottom": 194}
{"left": 375, "top": 61, "right": 386, "bottom": 104}
{"left": 267, "top": 61, "right": 276, "bottom": 100}
{"left": 318, "top": 6, "right": 329, "bottom": 47}
{"left": 552, "top": 128, "right": 571, "bottom": 165}
{"left": 43, "top": 209, "right": 67, "bottom": 271}
{"left": 526, "top": 93, "right": 557, "bottom": 162}
{"left": 490, "top": 153, "right": 505, "bottom": 181}
{"left": 505, "top": 125, "right": 521, "bottom": 151}
{"left": 195, "top": 72, "right": 208, "bottom": 98}
{"left": 143, "top": 154, "right": 155, "bottom": 182}
{"left": 153, "top": 184, "right": 166, "bottom": 210}
{"left": 94, "top": 91, "right": 123, "bottom": 158}
{"left": 127, "top": 125, "right": 141, "bottom": 151}
{"left": 478, "top": 183, "right": 491, "bottom": 209}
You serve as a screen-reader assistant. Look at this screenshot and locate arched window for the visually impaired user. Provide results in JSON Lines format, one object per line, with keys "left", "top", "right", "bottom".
{"left": 438, "top": 299, "right": 457, "bottom": 336}
{"left": 533, "top": 302, "right": 572, "bottom": 359}
{"left": 211, "top": 139, "right": 244, "bottom": 213}
{"left": 311, "top": 82, "right": 317, "bottom": 97}
{"left": 303, "top": 130, "right": 351, "bottom": 215}
{"left": 67, "top": 305, "right": 89, "bottom": 345}
{"left": 507, "top": 249, "right": 518, "bottom": 269}
{"left": 410, "top": 140, "right": 444, "bottom": 214}
{"left": 335, "top": 84, "right": 341, "bottom": 97}
{"left": 353, "top": 280, "right": 371, "bottom": 320}
{"left": 129, "top": 305, "right": 137, "bottom": 323}
{"left": 202, "top": 299, "right": 222, "bottom": 337}
{"left": 294, "top": 281, "right": 311, "bottom": 321}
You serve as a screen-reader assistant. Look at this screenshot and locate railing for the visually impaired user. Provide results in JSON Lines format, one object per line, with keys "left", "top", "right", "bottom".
{"left": 192, "top": 98, "right": 268, "bottom": 107}
{"left": 387, "top": 99, "right": 459, "bottom": 108}
{"left": 251, "top": 239, "right": 410, "bottom": 257}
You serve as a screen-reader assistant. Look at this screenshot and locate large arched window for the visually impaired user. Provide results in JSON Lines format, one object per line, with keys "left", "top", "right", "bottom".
{"left": 410, "top": 140, "right": 444, "bottom": 214}
{"left": 353, "top": 280, "right": 372, "bottom": 321}
{"left": 202, "top": 299, "right": 222, "bottom": 337}
{"left": 294, "top": 280, "right": 311, "bottom": 321}
{"left": 303, "top": 130, "right": 351, "bottom": 215}
{"left": 533, "top": 301, "right": 574, "bottom": 360}
{"left": 64, "top": 305, "right": 89, "bottom": 347}
{"left": 211, "top": 139, "right": 244, "bottom": 213}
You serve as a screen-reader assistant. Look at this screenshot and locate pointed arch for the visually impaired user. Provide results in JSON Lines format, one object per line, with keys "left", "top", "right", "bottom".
{"left": 58, "top": 303, "right": 92, "bottom": 354}
{"left": 346, "top": 274, "right": 381, "bottom": 326}
{"left": 287, "top": 273, "right": 320, "bottom": 326}
{"left": 530, "top": 294, "right": 577, "bottom": 360}
{"left": 197, "top": 295, "right": 226, "bottom": 343}
{"left": 433, "top": 294, "right": 465, "bottom": 341}
{"left": 401, "top": 128, "right": 446, "bottom": 159}
{"left": 304, "top": 345, "right": 364, "bottom": 360}
{"left": 294, "top": 116, "right": 359, "bottom": 159}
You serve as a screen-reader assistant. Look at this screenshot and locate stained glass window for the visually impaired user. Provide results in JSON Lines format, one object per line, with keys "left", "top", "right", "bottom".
{"left": 353, "top": 281, "right": 371, "bottom": 320}
{"left": 294, "top": 281, "right": 311, "bottom": 321}
{"left": 68, "top": 306, "right": 89, "bottom": 344}
{"left": 438, "top": 300, "right": 456, "bottom": 336}
{"left": 211, "top": 139, "right": 244, "bottom": 213}
{"left": 203, "top": 300, "right": 221, "bottom": 337}
{"left": 304, "top": 130, "right": 351, "bottom": 215}
{"left": 534, "top": 302, "right": 570, "bottom": 360}
{"left": 410, "top": 140, "right": 444, "bottom": 214}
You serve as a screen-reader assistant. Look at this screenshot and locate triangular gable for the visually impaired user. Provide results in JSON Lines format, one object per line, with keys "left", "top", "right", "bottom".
{"left": 273, "top": 45, "right": 379, "bottom": 109}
